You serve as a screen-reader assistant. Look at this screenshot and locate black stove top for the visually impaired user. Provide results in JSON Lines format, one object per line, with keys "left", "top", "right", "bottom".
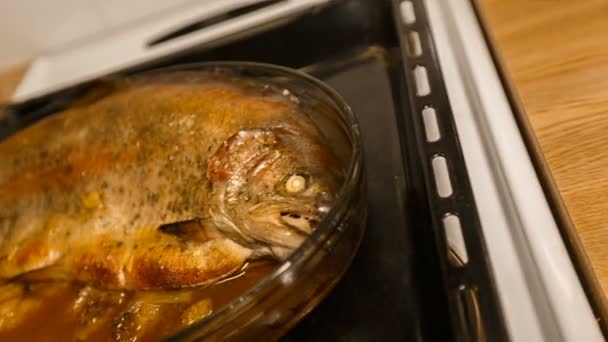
{"left": 1, "top": 1, "right": 504, "bottom": 340}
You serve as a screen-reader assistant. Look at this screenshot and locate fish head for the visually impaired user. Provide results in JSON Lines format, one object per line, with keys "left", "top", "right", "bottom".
{"left": 207, "top": 126, "right": 343, "bottom": 259}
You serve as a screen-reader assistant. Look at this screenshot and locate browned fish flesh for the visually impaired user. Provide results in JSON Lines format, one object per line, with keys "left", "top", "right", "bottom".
{"left": 0, "top": 71, "right": 343, "bottom": 290}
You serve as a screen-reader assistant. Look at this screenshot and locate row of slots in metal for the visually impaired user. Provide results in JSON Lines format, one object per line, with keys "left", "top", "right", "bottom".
{"left": 394, "top": 1, "right": 509, "bottom": 341}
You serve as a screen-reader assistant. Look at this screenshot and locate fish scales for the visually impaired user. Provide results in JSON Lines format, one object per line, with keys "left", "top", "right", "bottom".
{"left": 0, "top": 72, "right": 341, "bottom": 290}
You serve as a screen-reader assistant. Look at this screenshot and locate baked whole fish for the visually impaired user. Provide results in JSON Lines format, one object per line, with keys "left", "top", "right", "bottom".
{"left": 0, "top": 71, "right": 343, "bottom": 290}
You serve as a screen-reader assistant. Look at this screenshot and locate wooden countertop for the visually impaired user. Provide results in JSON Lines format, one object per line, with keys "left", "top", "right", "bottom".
{"left": 1, "top": 0, "right": 607, "bottom": 302}
{"left": 0, "top": 63, "right": 28, "bottom": 106}
{"left": 477, "top": 0, "right": 608, "bottom": 297}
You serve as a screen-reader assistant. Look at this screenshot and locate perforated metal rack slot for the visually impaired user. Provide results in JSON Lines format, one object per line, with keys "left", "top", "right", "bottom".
{"left": 392, "top": 1, "right": 508, "bottom": 340}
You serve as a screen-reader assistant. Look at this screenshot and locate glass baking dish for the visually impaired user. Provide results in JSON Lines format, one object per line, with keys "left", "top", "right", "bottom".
{"left": 155, "top": 62, "right": 367, "bottom": 340}
{"left": 0, "top": 62, "right": 366, "bottom": 341}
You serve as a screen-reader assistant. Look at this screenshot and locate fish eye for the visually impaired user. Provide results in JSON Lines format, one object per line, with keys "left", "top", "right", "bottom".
{"left": 285, "top": 173, "right": 310, "bottom": 194}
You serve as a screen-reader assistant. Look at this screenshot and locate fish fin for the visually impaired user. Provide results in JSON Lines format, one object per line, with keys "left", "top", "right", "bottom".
{"left": 62, "top": 221, "right": 251, "bottom": 290}
{"left": 158, "top": 218, "right": 222, "bottom": 243}
{"left": 124, "top": 236, "right": 252, "bottom": 289}
{"left": 16, "top": 264, "right": 70, "bottom": 283}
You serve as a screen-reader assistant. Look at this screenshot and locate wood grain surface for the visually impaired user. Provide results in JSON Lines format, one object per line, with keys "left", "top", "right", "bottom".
{"left": 477, "top": 0, "right": 608, "bottom": 296}
{"left": 1, "top": 0, "right": 608, "bottom": 298}
{"left": 0, "top": 62, "right": 29, "bottom": 120}
{"left": 0, "top": 63, "right": 28, "bottom": 104}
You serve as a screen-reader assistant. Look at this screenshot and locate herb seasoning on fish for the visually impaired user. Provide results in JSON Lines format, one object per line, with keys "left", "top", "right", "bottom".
{"left": 0, "top": 71, "right": 344, "bottom": 340}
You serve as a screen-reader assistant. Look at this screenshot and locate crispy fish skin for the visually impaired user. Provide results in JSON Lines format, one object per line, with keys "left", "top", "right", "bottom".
{"left": 0, "top": 73, "right": 341, "bottom": 289}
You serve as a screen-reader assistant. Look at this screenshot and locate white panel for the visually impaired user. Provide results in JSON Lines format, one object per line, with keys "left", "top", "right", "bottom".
{"left": 422, "top": 107, "right": 441, "bottom": 142}
{"left": 443, "top": 214, "right": 469, "bottom": 265}
{"left": 400, "top": 1, "right": 416, "bottom": 25}
{"left": 94, "top": 0, "right": 197, "bottom": 29}
{"left": 413, "top": 65, "right": 431, "bottom": 96}
{"left": 0, "top": 0, "right": 215, "bottom": 69}
{"left": 0, "top": 0, "right": 105, "bottom": 67}
{"left": 432, "top": 156, "right": 453, "bottom": 198}
{"left": 13, "top": 0, "right": 330, "bottom": 103}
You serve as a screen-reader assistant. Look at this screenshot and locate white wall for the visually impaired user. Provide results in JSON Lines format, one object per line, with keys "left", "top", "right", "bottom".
{"left": 0, "top": 0, "right": 197, "bottom": 69}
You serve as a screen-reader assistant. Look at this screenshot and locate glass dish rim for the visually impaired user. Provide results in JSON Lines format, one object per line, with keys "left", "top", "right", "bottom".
{"left": 129, "top": 61, "right": 364, "bottom": 339}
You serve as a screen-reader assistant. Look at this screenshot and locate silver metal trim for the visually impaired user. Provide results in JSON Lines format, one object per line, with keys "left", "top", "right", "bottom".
{"left": 423, "top": 0, "right": 604, "bottom": 341}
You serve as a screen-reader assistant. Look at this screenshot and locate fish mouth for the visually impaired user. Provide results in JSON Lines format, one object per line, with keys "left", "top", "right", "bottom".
{"left": 248, "top": 201, "right": 326, "bottom": 236}
{"left": 279, "top": 211, "right": 320, "bottom": 235}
